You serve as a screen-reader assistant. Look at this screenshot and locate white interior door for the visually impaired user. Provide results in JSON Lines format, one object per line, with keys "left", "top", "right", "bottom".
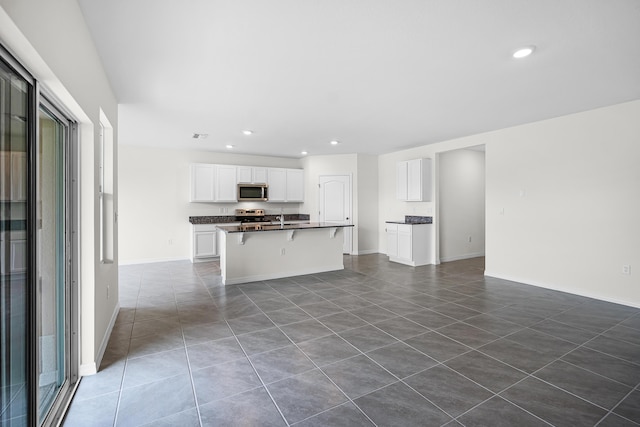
{"left": 319, "top": 175, "right": 352, "bottom": 254}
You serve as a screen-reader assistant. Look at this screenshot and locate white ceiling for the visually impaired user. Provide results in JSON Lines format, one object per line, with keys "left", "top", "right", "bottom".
{"left": 77, "top": 0, "right": 640, "bottom": 158}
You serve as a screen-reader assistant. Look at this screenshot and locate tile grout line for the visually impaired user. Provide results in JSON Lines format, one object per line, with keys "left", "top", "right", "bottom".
{"left": 238, "top": 277, "right": 381, "bottom": 426}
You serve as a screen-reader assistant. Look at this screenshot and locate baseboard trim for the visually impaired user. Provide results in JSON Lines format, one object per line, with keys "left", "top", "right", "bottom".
{"left": 223, "top": 264, "right": 345, "bottom": 285}
{"left": 440, "top": 252, "right": 485, "bottom": 263}
{"left": 119, "top": 257, "right": 190, "bottom": 266}
{"left": 80, "top": 302, "right": 120, "bottom": 376}
{"left": 357, "top": 249, "right": 378, "bottom": 255}
{"left": 484, "top": 271, "right": 640, "bottom": 309}
{"left": 79, "top": 362, "right": 97, "bottom": 376}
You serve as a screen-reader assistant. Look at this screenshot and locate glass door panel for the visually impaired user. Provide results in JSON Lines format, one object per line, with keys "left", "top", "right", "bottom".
{"left": 0, "top": 55, "right": 30, "bottom": 427}
{"left": 36, "top": 105, "right": 67, "bottom": 423}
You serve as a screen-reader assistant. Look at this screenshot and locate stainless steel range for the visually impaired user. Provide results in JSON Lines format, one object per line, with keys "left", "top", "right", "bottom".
{"left": 235, "top": 208, "right": 270, "bottom": 223}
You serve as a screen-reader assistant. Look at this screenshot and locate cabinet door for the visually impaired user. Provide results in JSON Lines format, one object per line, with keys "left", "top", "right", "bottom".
{"left": 285, "top": 169, "right": 304, "bottom": 202}
{"left": 0, "top": 152, "right": 9, "bottom": 201}
{"left": 396, "top": 161, "right": 408, "bottom": 200}
{"left": 407, "top": 159, "right": 422, "bottom": 201}
{"left": 267, "top": 168, "right": 286, "bottom": 202}
{"left": 11, "top": 152, "right": 27, "bottom": 202}
{"left": 252, "top": 167, "right": 268, "bottom": 184}
{"left": 215, "top": 165, "right": 237, "bottom": 202}
{"left": 237, "top": 166, "right": 252, "bottom": 183}
{"left": 10, "top": 239, "right": 27, "bottom": 273}
{"left": 397, "top": 224, "right": 412, "bottom": 261}
{"left": 386, "top": 224, "right": 398, "bottom": 257}
{"left": 191, "top": 164, "right": 215, "bottom": 201}
{"left": 194, "top": 231, "right": 216, "bottom": 257}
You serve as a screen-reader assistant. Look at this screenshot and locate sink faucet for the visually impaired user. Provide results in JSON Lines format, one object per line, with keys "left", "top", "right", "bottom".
{"left": 276, "top": 215, "right": 284, "bottom": 227}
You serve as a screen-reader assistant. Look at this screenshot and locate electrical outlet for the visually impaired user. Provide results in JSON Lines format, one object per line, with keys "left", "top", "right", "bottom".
{"left": 622, "top": 265, "right": 631, "bottom": 275}
{"left": 168, "top": 239, "right": 173, "bottom": 245}
{"left": 280, "top": 248, "right": 285, "bottom": 255}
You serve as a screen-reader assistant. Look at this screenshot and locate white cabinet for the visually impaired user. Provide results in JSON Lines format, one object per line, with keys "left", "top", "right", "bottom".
{"left": 267, "top": 168, "right": 286, "bottom": 202}
{"left": 215, "top": 165, "right": 237, "bottom": 202}
{"left": 267, "top": 168, "right": 304, "bottom": 202}
{"left": 191, "top": 223, "right": 240, "bottom": 262}
{"left": 190, "top": 164, "right": 215, "bottom": 202}
{"left": 237, "top": 166, "right": 267, "bottom": 184}
{"left": 0, "top": 231, "right": 27, "bottom": 275}
{"left": 385, "top": 222, "right": 432, "bottom": 266}
{"left": 397, "top": 158, "right": 431, "bottom": 201}
{"left": 190, "top": 164, "right": 237, "bottom": 202}
{"left": 285, "top": 169, "right": 304, "bottom": 202}
{"left": 191, "top": 163, "right": 303, "bottom": 203}
{"left": 0, "top": 151, "right": 27, "bottom": 202}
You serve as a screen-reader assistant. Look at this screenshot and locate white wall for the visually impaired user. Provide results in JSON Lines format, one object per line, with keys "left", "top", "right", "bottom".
{"left": 485, "top": 100, "right": 640, "bottom": 308}
{"left": 301, "top": 153, "right": 379, "bottom": 255}
{"left": 118, "top": 145, "right": 301, "bottom": 264}
{"left": 438, "top": 149, "right": 485, "bottom": 262}
{"left": 1, "top": 1, "right": 119, "bottom": 373}
{"left": 356, "top": 154, "right": 379, "bottom": 254}
{"left": 378, "top": 100, "right": 640, "bottom": 307}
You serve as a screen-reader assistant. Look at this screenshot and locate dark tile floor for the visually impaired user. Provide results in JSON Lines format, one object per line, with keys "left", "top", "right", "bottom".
{"left": 63, "top": 255, "right": 640, "bottom": 426}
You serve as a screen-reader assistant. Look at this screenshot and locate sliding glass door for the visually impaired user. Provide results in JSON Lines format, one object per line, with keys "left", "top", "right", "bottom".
{"left": 37, "top": 102, "right": 73, "bottom": 425}
{"left": 0, "top": 48, "right": 31, "bottom": 427}
{"left": 1, "top": 47, "right": 77, "bottom": 427}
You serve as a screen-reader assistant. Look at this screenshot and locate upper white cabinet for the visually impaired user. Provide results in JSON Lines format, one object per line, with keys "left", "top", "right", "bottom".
{"left": 285, "top": 169, "right": 304, "bottom": 202}
{"left": 190, "top": 164, "right": 215, "bottom": 202}
{"left": 0, "top": 151, "right": 27, "bottom": 202}
{"left": 190, "top": 163, "right": 303, "bottom": 203}
{"left": 267, "top": 168, "right": 304, "bottom": 202}
{"left": 214, "top": 165, "right": 238, "bottom": 202}
{"left": 190, "top": 164, "right": 237, "bottom": 202}
{"left": 267, "top": 168, "right": 286, "bottom": 202}
{"left": 237, "top": 166, "right": 267, "bottom": 184}
{"left": 397, "top": 158, "right": 431, "bottom": 201}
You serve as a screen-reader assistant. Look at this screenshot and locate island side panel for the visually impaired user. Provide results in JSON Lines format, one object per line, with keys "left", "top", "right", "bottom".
{"left": 220, "top": 228, "right": 345, "bottom": 285}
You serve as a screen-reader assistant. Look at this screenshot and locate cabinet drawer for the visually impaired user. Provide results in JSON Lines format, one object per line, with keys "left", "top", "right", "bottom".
{"left": 397, "top": 224, "right": 412, "bottom": 234}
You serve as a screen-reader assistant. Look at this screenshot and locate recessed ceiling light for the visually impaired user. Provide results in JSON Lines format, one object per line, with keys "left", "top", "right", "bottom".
{"left": 330, "top": 140, "right": 339, "bottom": 145}
{"left": 225, "top": 144, "right": 234, "bottom": 149}
{"left": 192, "top": 133, "right": 208, "bottom": 139}
{"left": 301, "top": 151, "right": 308, "bottom": 155}
{"left": 242, "top": 130, "right": 253, "bottom": 135}
{"left": 512, "top": 46, "right": 535, "bottom": 59}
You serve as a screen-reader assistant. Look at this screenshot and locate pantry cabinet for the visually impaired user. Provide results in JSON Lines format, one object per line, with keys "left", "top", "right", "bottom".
{"left": 385, "top": 222, "right": 432, "bottom": 266}
{"left": 397, "top": 158, "right": 431, "bottom": 202}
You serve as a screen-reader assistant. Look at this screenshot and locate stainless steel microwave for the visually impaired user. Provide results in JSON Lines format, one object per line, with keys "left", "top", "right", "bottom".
{"left": 237, "top": 183, "right": 268, "bottom": 201}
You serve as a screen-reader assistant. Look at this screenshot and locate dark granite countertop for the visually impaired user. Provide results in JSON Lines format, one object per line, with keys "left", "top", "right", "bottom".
{"left": 217, "top": 222, "right": 353, "bottom": 233}
{"left": 386, "top": 215, "right": 433, "bottom": 224}
{"left": 189, "top": 214, "right": 310, "bottom": 224}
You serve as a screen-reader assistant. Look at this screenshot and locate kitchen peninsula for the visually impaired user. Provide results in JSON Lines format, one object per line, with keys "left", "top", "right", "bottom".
{"left": 217, "top": 222, "right": 353, "bottom": 285}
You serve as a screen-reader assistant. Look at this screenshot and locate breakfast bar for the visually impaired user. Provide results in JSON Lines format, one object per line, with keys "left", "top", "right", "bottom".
{"left": 216, "top": 222, "right": 353, "bottom": 285}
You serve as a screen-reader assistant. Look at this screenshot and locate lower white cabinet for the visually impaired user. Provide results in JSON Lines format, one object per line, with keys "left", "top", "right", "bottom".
{"left": 385, "top": 222, "right": 432, "bottom": 266}
{"left": 191, "top": 223, "right": 239, "bottom": 262}
{"left": 0, "top": 231, "right": 27, "bottom": 275}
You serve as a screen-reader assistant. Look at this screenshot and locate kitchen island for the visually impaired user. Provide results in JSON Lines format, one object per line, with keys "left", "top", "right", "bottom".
{"left": 216, "top": 222, "right": 354, "bottom": 285}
